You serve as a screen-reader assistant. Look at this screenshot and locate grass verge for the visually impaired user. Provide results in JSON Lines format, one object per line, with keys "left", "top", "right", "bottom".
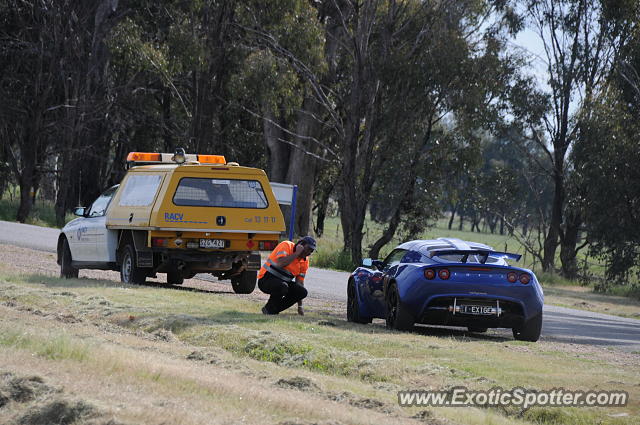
{"left": 0, "top": 271, "right": 638, "bottom": 425}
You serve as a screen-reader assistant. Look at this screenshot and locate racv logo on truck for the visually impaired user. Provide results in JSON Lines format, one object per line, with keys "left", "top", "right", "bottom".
{"left": 164, "top": 212, "right": 208, "bottom": 224}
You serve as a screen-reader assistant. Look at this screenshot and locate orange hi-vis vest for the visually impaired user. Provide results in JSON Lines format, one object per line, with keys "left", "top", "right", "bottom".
{"left": 258, "top": 241, "right": 309, "bottom": 282}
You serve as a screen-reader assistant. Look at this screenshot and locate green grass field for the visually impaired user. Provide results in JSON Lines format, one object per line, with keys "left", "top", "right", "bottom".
{"left": 0, "top": 270, "right": 638, "bottom": 425}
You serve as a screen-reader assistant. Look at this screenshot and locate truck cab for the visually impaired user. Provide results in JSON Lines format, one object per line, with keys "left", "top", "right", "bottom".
{"left": 57, "top": 149, "right": 285, "bottom": 293}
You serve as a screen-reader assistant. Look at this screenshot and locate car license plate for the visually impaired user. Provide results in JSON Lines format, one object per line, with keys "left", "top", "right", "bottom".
{"left": 459, "top": 305, "right": 495, "bottom": 315}
{"left": 199, "top": 239, "right": 226, "bottom": 249}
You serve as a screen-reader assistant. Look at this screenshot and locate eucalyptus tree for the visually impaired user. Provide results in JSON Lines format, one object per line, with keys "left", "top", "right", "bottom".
{"left": 315, "top": 0, "right": 524, "bottom": 264}
{"left": 0, "top": 0, "right": 121, "bottom": 224}
{"left": 517, "top": 0, "right": 636, "bottom": 274}
{"left": 572, "top": 7, "right": 640, "bottom": 283}
{"left": 233, "top": 0, "right": 328, "bottom": 236}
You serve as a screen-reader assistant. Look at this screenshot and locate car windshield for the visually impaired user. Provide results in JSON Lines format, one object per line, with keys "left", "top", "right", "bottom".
{"left": 173, "top": 177, "right": 268, "bottom": 208}
{"left": 87, "top": 186, "right": 118, "bottom": 217}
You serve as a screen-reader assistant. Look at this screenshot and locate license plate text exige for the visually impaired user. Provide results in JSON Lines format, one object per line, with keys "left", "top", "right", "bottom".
{"left": 460, "top": 305, "right": 494, "bottom": 315}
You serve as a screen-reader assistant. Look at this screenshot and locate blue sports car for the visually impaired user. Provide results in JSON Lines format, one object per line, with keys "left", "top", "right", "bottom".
{"left": 347, "top": 238, "right": 544, "bottom": 341}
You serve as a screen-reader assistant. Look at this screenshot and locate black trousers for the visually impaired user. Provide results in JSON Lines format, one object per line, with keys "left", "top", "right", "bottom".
{"left": 258, "top": 272, "right": 308, "bottom": 314}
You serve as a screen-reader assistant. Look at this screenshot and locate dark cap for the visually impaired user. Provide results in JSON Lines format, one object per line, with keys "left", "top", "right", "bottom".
{"left": 298, "top": 236, "right": 317, "bottom": 250}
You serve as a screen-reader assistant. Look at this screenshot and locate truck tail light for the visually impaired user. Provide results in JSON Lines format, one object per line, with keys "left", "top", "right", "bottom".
{"left": 259, "top": 240, "right": 278, "bottom": 251}
{"left": 151, "top": 237, "right": 168, "bottom": 247}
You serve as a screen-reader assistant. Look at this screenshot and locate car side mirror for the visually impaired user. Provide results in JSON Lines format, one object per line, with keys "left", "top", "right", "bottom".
{"left": 73, "top": 207, "right": 86, "bottom": 217}
{"left": 363, "top": 258, "right": 384, "bottom": 270}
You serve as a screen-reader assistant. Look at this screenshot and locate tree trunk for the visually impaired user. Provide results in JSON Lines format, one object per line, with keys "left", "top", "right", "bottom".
{"left": 369, "top": 202, "right": 402, "bottom": 260}
{"left": 286, "top": 95, "right": 324, "bottom": 237}
{"left": 15, "top": 115, "right": 39, "bottom": 222}
{"left": 162, "top": 87, "right": 172, "bottom": 152}
{"left": 542, "top": 168, "right": 564, "bottom": 271}
{"left": 313, "top": 179, "right": 335, "bottom": 238}
{"left": 448, "top": 203, "right": 458, "bottom": 230}
{"left": 16, "top": 172, "right": 34, "bottom": 223}
{"left": 560, "top": 210, "right": 581, "bottom": 279}
{"left": 262, "top": 106, "right": 290, "bottom": 183}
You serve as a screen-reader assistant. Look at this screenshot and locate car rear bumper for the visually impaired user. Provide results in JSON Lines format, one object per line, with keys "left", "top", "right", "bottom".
{"left": 416, "top": 295, "right": 542, "bottom": 328}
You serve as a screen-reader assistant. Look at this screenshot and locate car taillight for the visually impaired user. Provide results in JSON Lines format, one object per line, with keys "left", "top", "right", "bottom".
{"left": 519, "top": 273, "right": 531, "bottom": 284}
{"left": 507, "top": 272, "right": 517, "bottom": 283}
{"left": 259, "top": 240, "right": 278, "bottom": 250}
{"left": 151, "top": 237, "right": 168, "bottom": 247}
{"left": 424, "top": 268, "right": 436, "bottom": 280}
{"left": 438, "top": 268, "right": 450, "bottom": 280}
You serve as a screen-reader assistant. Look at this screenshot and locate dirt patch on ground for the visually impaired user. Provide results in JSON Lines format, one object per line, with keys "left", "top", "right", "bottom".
{"left": 14, "top": 399, "right": 96, "bottom": 425}
{"left": 0, "top": 373, "right": 57, "bottom": 405}
{"left": 0, "top": 371, "right": 120, "bottom": 425}
{"left": 325, "top": 391, "right": 392, "bottom": 414}
{"left": 276, "top": 376, "right": 320, "bottom": 392}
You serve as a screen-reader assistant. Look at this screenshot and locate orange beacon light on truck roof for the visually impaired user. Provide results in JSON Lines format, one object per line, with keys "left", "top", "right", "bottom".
{"left": 197, "top": 154, "right": 226, "bottom": 164}
{"left": 126, "top": 149, "right": 226, "bottom": 165}
{"left": 126, "top": 152, "right": 162, "bottom": 162}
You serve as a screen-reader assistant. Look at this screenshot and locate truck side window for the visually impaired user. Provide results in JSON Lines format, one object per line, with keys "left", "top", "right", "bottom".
{"left": 119, "top": 175, "right": 163, "bottom": 207}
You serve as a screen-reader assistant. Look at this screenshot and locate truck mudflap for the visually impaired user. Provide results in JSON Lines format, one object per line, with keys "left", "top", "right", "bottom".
{"left": 247, "top": 252, "right": 261, "bottom": 271}
{"left": 131, "top": 231, "right": 153, "bottom": 268}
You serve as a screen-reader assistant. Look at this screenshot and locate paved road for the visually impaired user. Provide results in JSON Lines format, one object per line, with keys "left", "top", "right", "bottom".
{"left": 2, "top": 220, "right": 639, "bottom": 351}
{"left": 0, "top": 220, "right": 60, "bottom": 252}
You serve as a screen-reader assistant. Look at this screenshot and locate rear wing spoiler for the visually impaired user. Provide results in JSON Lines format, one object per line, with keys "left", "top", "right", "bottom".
{"left": 429, "top": 249, "right": 522, "bottom": 264}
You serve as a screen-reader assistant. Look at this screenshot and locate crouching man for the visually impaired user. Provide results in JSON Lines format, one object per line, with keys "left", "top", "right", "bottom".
{"left": 258, "top": 236, "right": 316, "bottom": 315}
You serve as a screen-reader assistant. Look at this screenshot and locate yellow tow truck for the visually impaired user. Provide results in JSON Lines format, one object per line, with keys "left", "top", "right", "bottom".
{"left": 57, "top": 149, "right": 285, "bottom": 293}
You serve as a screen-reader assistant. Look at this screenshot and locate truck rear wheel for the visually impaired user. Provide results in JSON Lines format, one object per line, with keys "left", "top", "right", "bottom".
{"left": 120, "top": 244, "right": 147, "bottom": 285}
{"left": 231, "top": 270, "right": 257, "bottom": 294}
{"left": 167, "top": 270, "right": 184, "bottom": 285}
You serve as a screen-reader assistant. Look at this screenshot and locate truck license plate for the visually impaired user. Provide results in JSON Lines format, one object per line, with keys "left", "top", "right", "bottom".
{"left": 199, "top": 239, "right": 226, "bottom": 249}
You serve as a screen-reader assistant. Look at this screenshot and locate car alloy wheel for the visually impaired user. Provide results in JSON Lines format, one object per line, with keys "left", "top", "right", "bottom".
{"left": 385, "top": 283, "right": 414, "bottom": 331}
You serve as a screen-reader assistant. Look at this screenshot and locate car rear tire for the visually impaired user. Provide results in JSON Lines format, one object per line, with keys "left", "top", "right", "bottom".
{"left": 385, "top": 283, "right": 414, "bottom": 331}
{"left": 60, "top": 239, "right": 79, "bottom": 279}
{"left": 120, "top": 244, "right": 147, "bottom": 285}
{"left": 512, "top": 312, "right": 542, "bottom": 342}
{"left": 231, "top": 270, "right": 257, "bottom": 294}
{"left": 167, "top": 271, "right": 184, "bottom": 285}
{"left": 467, "top": 326, "right": 488, "bottom": 333}
{"left": 347, "top": 279, "right": 372, "bottom": 324}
